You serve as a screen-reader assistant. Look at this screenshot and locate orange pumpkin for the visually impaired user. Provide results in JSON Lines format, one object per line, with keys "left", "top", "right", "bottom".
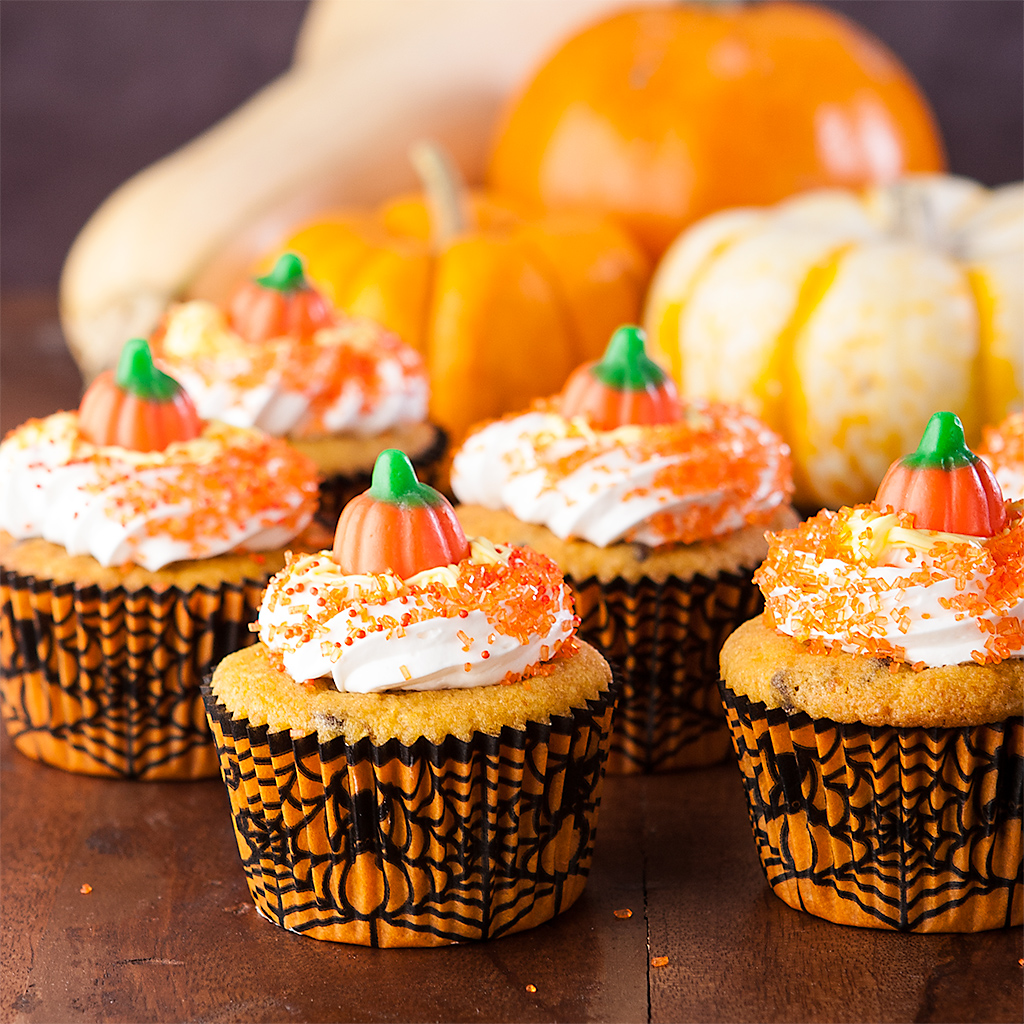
{"left": 874, "top": 412, "right": 1007, "bottom": 537}
{"left": 228, "top": 251, "right": 334, "bottom": 344}
{"left": 560, "top": 324, "right": 681, "bottom": 431}
{"left": 488, "top": 2, "right": 945, "bottom": 257}
{"left": 79, "top": 337, "right": 202, "bottom": 452}
{"left": 277, "top": 144, "right": 649, "bottom": 443}
{"left": 333, "top": 448, "right": 470, "bottom": 579}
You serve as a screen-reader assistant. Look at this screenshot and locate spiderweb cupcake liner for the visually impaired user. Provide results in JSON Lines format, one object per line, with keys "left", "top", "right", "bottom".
{"left": 0, "top": 565, "right": 265, "bottom": 779}
{"left": 314, "top": 426, "right": 449, "bottom": 528}
{"left": 720, "top": 680, "right": 1023, "bottom": 932}
{"left": 571, "top": 567, "right": 763, "bottom": 774}
{"left": 201, "top": 682, "right": 617, "bottom": 946}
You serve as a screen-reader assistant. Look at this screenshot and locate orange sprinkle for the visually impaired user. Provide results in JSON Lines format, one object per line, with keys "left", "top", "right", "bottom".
{"left": 613, "top": 909, "right": 632, "bottom": 919}
{"left": 525, "top": 984, "right": 537, "bottom": 994}
{"left": 651, "top": 956, "right": 669, "bottom": 967}
{"left": 79, "top": 884, "right": 92, "bottom": 894}
{"left": 399, "top": 665, "right": 411, "bottom": 681}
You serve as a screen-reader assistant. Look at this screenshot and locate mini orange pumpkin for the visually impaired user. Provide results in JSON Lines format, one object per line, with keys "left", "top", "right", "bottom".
{"left": 78, "top": 337, "right": 202, "bottom": 452}
{"left": 560, "top": 324, "right": 681, "bottom": 431}
{"left": 333, "top": 448, "right": 470, "bottom": 579}
{"left": 228, "top": 251, "right": 334, "bottom": 344}
{"left": 274, "top": 144, "right": 650, "bottom": 443}
{"left": 874, "top": 411, "right": 1007, "bottom": 537}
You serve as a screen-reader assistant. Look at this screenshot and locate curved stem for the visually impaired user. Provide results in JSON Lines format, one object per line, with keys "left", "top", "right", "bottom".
{"left": 409, "top": 141, "right": 470, "bottom": 248}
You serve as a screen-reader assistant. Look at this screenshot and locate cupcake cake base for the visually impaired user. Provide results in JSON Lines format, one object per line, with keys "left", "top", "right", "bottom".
{"left": 203, "top": 640, "right": 616, "bottom": 946}
{"left": 720, "top": 616, "right": 1024, "bottom": 932}
{"left": 0, "top": 533, "right": 285, "bottom": 779}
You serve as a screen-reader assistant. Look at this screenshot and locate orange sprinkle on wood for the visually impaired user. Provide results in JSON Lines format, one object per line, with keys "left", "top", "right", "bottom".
{"left": 525, "top": 984, "right": 537, "bottom": 994}
{"left": 79, "top": 884, "right": 93, "bottom": 894}
{"left": 651, "top": 956, "right": 669, "bottom": 967}
{"left": 613, "top": 908, "right": 632, "bottom": 919}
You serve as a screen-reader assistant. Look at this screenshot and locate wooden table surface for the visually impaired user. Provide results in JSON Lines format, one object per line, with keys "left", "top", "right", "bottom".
{"left": 2, "top": 293, "right": 1022, "bottom": 1024}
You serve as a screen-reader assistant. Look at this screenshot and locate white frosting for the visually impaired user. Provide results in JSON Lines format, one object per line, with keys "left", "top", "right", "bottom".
{"left": 762, "top": 508, "right": 1023, "bottom": 668}
{"left": 0, "top": 413, "right": 316, "bottom": 572}
{"left": 989, "top": 462, "right": 1024, "bottom": 502}
{"left": 451, "top": 408, "right": 790, "bottom": 547}
{"left": 154, "top": 301, "right": 428, "bottom": 439}
{"left": 258, "top": 540, "right": 576, "bottom": 692}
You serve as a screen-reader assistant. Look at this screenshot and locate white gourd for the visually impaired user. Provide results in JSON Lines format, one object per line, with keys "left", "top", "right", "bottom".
{"left": 644, "top": 174, "right": 1024, "bottom": 509}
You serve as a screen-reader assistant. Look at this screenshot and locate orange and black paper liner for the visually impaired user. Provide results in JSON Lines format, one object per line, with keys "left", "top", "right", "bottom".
{"left": 202, "top": 685, "right": 616, "bottom": 946}
{"left": 572, "top": 566, "right": 763, "bottom": 774}
{"left": 719, "top": 680, "right": 1023, "bottom": 932}
{"left": 0, "top": 566, "right": 264, "bottom": 779}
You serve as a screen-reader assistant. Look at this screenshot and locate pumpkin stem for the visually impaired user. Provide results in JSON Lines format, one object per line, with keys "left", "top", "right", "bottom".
{"left": 409, "top": 141, "right": 470, "bottom": 248}
{"left": 255, "top": 252, "right": 310, "bottom": 292}
{"left": 369, "top": 449, "right": 442, "bottom": 507}
{"left": 592, "top": 326, "right": 669, "bottom": 391}
{"left": 903, "top": 411, "right": 978, "bottom": 471}
{"left": 115, "top": 338, "right": 181, "bottom": 402}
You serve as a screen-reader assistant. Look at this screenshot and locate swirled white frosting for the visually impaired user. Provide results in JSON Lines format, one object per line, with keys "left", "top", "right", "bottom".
{"left": 258, "top": 539, "right": 577, "bottom": 692}
{"left": 152, "top": 301, "right": 428, "bottom": 439}
{"left": 0, "top": 413, "right": 318, "bottom": 571}
{"left": 451, "top": 404, "right": 792, "bottom": 547}
{"left": 758, "top": 506, "right": 1024, "bottom": 668}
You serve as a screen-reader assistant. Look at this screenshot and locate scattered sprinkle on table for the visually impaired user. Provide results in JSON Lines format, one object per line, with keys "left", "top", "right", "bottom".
{"left": 651, "top": 956, "right": 669, "bottom": 968}
{"left": 79, "top": 884, "right": 92, "bottom": 894}
{"left": 525, "top": 984, "right": 537, "bottom": 993}
{"left": 613, "top": 908, "right": 632, "bottom": 919}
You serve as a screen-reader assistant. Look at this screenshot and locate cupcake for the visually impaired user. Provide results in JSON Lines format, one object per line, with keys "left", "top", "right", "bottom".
{"left": 452, "top": 325, "right": 796, "bottom": 773}
{"left": 0, "top": 338, "right": 319, "bottom": 779}
{"left": 720, "top": 411, "right": 1022, "bottom": 932}
{"left": 150, "top": 252, "right": 446, "bottom": 525}
{"left": 979, "top": 410, "right": 1024, "bottom": 501}
{"left": 203, "top": 449, "right": 616, "bottom": 946}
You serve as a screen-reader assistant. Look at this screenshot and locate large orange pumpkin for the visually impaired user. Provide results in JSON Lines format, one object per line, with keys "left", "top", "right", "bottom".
{"left": 277, "top": 145, "right": 650, "bottom": 443}
{"left": 487, "top": 1, "right": 945, "bottom": 257}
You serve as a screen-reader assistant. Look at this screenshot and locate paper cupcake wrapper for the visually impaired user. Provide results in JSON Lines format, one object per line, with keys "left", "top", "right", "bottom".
{"left": 720, "top": 680, "right": 1023, "bottom": 932}
{"left": 570, "top": 568, "right": 762, "bottom": 774}
{"left": 202, "top": 683, "right": 616, "bottom": 946}
{"left": 314, "top": 426, "right": 449, "bottom": 528}
{"left": 0, "top": 565, "right": 265, "bottom": 779}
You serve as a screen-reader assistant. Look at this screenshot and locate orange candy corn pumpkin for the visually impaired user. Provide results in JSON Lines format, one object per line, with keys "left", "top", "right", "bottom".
{"left": 874, "top": 411, "right": 1007, "bottom": 537}
{"left": 78, "top": 337, "right": 201, "bottom": 452}
{"left": 560, "top": 325, "right": 681, "bottom": 431}
{"left": 333, "top": 449, "right": 470, "bottom": 579}
{"left": 228, "top": 251, "right": 334, "bottom": 344}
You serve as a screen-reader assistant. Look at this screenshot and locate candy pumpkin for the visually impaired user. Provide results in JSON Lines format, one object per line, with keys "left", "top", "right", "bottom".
{"left": 560, "top": 324, "right": 680, "bottom": 431}
{"left": 488, "top": 1, "right": 945, "bottom": 258}
{"left": 334, "top": 448, "right": 470, "bottom": 579}
{"left": 275, "top": 143, "right": 649, "bottom": 443}
{"left": 78, "top": 337, "right": 202, "bottom": 452}
{"left": 228, "top": 252, "right": 334, "bottom": 344}
{"left": 874, "top": 411, "right": 1007, "bottom": 537}
{"left": 643, "top": 175, "right": 1024, "bottom": 509}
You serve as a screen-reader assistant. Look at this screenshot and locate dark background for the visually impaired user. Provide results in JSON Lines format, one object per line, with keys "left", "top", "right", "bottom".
{"left": 2, "top": 0, "right": 1022, "bottom": 289}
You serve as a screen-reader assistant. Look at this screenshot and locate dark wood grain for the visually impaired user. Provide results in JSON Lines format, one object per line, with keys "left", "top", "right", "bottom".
{"left": 1, "top": 293, "right": 1022, "bottom": 1024}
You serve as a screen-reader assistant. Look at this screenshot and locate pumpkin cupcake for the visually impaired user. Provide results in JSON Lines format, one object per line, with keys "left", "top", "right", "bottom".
{"left": 0, "top": 339, "right": 319, "bottom": 779}
{"left": 720, "top": 412, "right": 1022, "bottom": 932}
{"left": 150, "top": 252, "right": 446, "bottom": 525}
{"left": 203, "top": 450, "right": 616, "bottom": 946}
{"left": 452, "top": 325, "right": 796, "bottom": 773}
{"left": 979, "top": 410, "right": 1024, "bottom": 501}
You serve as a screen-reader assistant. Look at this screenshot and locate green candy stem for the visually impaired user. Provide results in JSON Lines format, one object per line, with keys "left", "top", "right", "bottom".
{"left": 114, "top": 338, "right": 181, "bottom": 402}
{"left": 591, "top": 325, "right": 668, "bottom": 391}
{"left": 901, "top": 411, "right": 978, "bottom": 471}
{"left": 368, "top": 449, "right": 442, "bottom": 507}
{"left": 255, "top": 252, "right": 309, "bottom": 292}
